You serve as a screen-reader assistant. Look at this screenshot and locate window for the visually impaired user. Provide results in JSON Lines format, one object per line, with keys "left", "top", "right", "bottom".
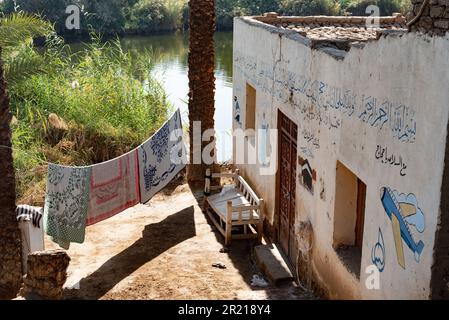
{"left": 333, "top": 161, "right": 366, "bottom": 279}
{"left": 246, "top": 83, "right": 256, "bottom": 130}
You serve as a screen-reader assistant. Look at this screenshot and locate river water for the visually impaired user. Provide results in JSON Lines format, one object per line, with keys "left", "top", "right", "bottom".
{"left": 85, "top": 31, "right": 234, "bottom": 162}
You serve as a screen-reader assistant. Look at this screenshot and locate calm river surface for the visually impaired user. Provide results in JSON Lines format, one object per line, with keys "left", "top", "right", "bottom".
{"left": 73, "top": 31, "right": 234, "bottom": 162}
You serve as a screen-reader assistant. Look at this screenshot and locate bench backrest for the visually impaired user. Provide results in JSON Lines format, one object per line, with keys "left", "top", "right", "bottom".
{"left": 235, "top": 175, "right": 261, "bottom": 207}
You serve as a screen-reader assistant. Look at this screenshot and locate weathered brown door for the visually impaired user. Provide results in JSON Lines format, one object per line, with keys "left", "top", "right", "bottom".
{"left": 278, "top": 111, "right": 298, "bottom": 265}
{"left": 355, "top": 178, "right": 367, "bottom": 249}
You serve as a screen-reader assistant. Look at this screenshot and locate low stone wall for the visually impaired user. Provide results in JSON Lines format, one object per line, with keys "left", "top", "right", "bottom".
{"left": 410, "top": 0, "right": 449, "bottom": 35}
{"left": 254, "top": 12, "right": 406, "bottom": 26}
{"left": 22, "top": 250, "right": 70, "bottom": 300}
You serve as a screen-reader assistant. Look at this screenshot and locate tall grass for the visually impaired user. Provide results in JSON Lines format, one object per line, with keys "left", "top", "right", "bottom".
{"left": 9, "top": 34, "right": 171, "bottom": 204}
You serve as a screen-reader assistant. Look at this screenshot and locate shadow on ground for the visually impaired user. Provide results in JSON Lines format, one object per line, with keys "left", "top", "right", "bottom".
{"left": 64, "top": 205, "right": 196, "bottom": 300}
{"left": 189, "top": 186, "right": 317, "bottom": 300}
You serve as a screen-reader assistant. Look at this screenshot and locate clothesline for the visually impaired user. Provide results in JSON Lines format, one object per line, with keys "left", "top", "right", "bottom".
{"left": 13, "top": 109, "right": 188, "bottom": 250}
{"left": 0, "top": 113, "right": 190, "bottom": 168}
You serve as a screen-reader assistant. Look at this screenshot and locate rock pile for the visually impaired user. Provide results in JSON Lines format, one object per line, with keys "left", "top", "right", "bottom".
{"left": 22, "top": 250, "right": 70, "bottom": 300}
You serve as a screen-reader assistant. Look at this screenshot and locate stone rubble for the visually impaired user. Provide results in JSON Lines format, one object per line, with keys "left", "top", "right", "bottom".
{"left": 21, "top": 250, "right": 70, "bottom": 300}
{"left": 253, "top": 13, "right": 408, "bottom": 50}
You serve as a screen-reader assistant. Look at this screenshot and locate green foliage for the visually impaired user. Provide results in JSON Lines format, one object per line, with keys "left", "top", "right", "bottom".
{"left": 344, "top": 0, "right": 406, "bottom": 16}
{"left": 0, "top": 12, "right": 55, "bottom": 84}
{"left": 2, "top": 0, "right": 187, "bottom": 35}
{"left": 2, "top": 0, "right": 411, "bottom": 35}
{"left": 215, "top": 0, "right": 341, "bottom": 30}
{"left": 2, "top": 0, "right": 76, "bottom": 33}
{"left": 0, "top": 12, "right": 53, "bottom": 49}
{"left": 280, "top": 0, "right": 340, "bottom": 16}
{"left": 127, "top": 0, "right": 187, "bottom": 32}
{"left": 5, "top": 29, "right": 170, "bottom": 201}
{"left": 9, "top": 35, "right": 169, "bottom": 161}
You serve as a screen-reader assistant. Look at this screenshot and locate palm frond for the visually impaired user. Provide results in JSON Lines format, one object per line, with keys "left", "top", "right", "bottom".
{"left": 0, "top": 12, "right": 54, "bottom": 49}
{"left": 3, "top": 50, "right": 48, "bottom": 84}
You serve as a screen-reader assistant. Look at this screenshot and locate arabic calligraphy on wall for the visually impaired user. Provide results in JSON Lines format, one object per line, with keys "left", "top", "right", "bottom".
{"left": 375, "top": 145, "right": 407, "bottom": 177}
{"left": 234, "top": 50, "right": 417, "bottom": 143}
{"left": 302, "top": 128, "right": 320, "bottom": 149}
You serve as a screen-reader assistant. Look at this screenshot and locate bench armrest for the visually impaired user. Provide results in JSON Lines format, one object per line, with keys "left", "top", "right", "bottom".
{"left": 232, "top": 204, "right": 260, "bottom": 212}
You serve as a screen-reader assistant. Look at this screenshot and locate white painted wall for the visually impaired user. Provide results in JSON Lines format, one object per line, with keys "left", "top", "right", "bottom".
{"left": 232, "top": 17, "right": 449, "bottom": 299}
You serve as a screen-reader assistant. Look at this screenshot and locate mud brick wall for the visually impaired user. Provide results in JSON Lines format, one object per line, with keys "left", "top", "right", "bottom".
{"left": 22, "top": 250, "right": 70, "bottom": 300}
{"left": 410, "top": 0, "right": 449, "bottom": 35}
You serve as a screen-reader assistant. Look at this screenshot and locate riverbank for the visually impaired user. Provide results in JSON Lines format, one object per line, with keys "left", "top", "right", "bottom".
{"left": 9, "top": 34, "right": 170, "bottom": 205}
{"left": 12, "top": 30, "right": 234, "bottom": 204}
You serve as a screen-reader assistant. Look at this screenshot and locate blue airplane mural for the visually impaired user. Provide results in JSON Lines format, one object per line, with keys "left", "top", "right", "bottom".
{"left": 380, "top": 187, "right": 425, "bottom": 269}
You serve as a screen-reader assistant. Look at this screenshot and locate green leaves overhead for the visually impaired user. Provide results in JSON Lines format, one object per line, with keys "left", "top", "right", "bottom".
{"left": 0, "top": 12, "right": 53, "bottom": 49}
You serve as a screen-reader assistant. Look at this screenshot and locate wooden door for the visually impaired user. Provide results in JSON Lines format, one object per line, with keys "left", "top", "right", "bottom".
{"left": 355, "top": 178, "right": 367, "bottom": 249}
{"left": 278, "top": 111, "right": 298, "bottom": 265}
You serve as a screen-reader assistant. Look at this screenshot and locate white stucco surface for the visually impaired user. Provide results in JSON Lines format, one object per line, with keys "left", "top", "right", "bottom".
{"left": 232, "top": 17, "right": 449, "bottom": 299}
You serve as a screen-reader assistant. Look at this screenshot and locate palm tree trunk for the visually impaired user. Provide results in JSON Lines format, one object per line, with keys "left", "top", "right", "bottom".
{"left": 0, "top": 49, "right": 22, "bottom": 299}
{"left": 187, "top": 0, "right": 216, "bottom": 183}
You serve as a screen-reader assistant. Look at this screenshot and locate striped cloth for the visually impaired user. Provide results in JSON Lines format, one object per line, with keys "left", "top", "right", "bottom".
{"left": 16, "top": 205, "right": 43, "bottom": 228}
{"left": 138, "top": 109, "right": 187, "bottom": 204}
{"left": 86, "top": 149, "right": 140, "bottom": 226}
{"left": 44, "top": 164, "right": 91, "bottom": 250}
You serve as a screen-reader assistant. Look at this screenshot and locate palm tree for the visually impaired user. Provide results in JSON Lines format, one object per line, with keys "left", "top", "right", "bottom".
{"left": 0, "top": 47, "right": 22, "bottom": 300}
{"left": 0, "top": 12, "right": 52, "bottom": 299}
{"left": 187, "top": 0, "right": 216, "bottom": 183}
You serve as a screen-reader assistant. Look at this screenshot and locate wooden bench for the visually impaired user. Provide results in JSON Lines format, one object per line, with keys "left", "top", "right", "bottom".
{"left": 204, "top": 169, "right": 264, "bottom": 245}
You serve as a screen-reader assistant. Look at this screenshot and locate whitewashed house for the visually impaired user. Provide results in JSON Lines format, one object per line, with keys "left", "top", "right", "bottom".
{"left": 232, "top": 12, "right": 449, "bottom": 299}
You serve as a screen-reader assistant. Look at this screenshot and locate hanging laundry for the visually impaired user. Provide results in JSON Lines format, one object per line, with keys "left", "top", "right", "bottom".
{"left": 138, "top": 109, "right": 187, "bottom": 204}
{"left": 16, "top": 205, "right": 43, "bottom": 228}
{"left": 16, "top": 205, "right": 45, "bottom": 274}
{"left": 44, "top": 164, "right": 91, "bottom": 250}
{"left": 86, "top": 149, "right": 140, "bottom": 226}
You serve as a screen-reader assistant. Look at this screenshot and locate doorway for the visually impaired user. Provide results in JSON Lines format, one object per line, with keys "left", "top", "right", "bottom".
{"left": 277, "top": 110, "right": 298, "bottom": 267}
{"left": 333, "top": 161, "right": 366, "bottom": 278}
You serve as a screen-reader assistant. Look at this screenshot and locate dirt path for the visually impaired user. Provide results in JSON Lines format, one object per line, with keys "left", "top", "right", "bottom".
{"left": 45, "top": 183, "right": 315, "bottom": 300}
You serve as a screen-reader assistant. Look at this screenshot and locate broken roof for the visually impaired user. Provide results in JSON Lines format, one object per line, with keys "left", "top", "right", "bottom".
{"left": 248, "top": 12, "right": 407, "bottom": 52}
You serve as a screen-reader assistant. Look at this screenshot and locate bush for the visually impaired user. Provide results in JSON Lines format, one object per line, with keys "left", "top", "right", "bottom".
{"left": 2, "top": 0, "right": 188, "bottom": 35}
{"left": 127, "top": 0, "right": 186, "bottom": 32}
{"left": 280, "top": 0, "right": 341, "bottom": 16}
{"left": 344, "top": 0, "right": 405, "bottom": 16}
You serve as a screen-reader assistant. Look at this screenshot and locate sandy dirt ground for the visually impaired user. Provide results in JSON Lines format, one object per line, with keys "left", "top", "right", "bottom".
{"left": 45, "top": 180, "right": 316, "bottom": 300}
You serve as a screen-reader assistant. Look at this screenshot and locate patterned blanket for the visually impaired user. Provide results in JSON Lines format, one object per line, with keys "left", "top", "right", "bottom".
{"left": 87, "top": 150, "right": 140, "bottom": 226}
{"left": 138, "top": 109, "right": 187, "bottom": 203}
{"left": 44, "top": 109, "right": 186, "bottom": 248}
{"left": 44, "top": 164, "right": 91, "bottom": 250}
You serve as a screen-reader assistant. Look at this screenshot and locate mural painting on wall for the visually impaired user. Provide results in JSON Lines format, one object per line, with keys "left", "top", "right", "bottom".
{"left": 259, "top": 112, "right": 271, "bottom": 167}
{"left": 380, "top": 187, "right": 425, "bottom": 269}
{"left": 234, "top": 96, "right": 242, "bottom": 126}
{"left": 371, "top": 228, "right": 386, "bottom": 272}
{"left": 300, "top": 147, "right": 314, "bottom": 159}
{"left": 375, "top": 145, "right": 407, "bottom": 177}
{"left": 298, "top": 156, "right": 317, "bottom": 195}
